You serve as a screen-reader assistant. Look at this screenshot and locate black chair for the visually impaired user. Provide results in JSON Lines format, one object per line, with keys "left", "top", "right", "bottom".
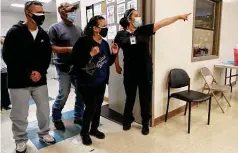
{"left": 165, "top": 69, "right": 212, "bottom": 134}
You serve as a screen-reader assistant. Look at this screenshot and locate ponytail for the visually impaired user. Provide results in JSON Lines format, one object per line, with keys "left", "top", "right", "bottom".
{"left": 119, "top": 8, "right": 135, "bottom": 30}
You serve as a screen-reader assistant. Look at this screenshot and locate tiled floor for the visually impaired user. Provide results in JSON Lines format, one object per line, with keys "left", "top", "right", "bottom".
{"left": 1, "top": 79, "right": 238, "bottom": 153}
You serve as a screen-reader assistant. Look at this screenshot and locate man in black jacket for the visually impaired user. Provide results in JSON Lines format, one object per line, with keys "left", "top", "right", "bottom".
{"left": 2, "top": 1, "right": 55, "bottom": 153}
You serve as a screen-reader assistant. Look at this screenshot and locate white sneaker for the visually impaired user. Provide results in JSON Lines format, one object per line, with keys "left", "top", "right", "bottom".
{"left": 40, "top": 134, "right": 56, "bottom": 144}
{"left": 16, "top": 142, "right": 27, "bottom": 153}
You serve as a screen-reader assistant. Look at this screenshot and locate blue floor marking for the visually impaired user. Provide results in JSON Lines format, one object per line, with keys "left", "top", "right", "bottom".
{"left": 29, "top": 97, "right": 54, "bottom": 105}
{"left": 27, "top": 110, "right": 94, "bottom": 150}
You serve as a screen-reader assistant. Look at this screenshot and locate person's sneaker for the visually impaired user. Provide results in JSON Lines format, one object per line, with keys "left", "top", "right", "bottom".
{"left": 141, "top": 125, "right": 149, "bottom": 135}
{"left": 90, "top": 130, "right": 105, "bottom": 139}
{"left": 4, "top": 105, "right": 12, "bottom": 110}
{"left": 81, "top": 134, "right": 92, "bottom": 146}
{"left": 16, "top": 142, "right": 27, "bottom": 153}
{"left": 74, "top": 118, "right": 83, "bottom": 126}
{"left": 53, "top": 120, "right": 65, "bottom": 130}
{"left": 40, "top": 134, "right": 56, "bottom": 144}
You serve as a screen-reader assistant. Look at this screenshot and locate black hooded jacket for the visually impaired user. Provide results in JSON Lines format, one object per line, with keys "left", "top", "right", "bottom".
{"left": 2, "top": 21, "right": 52, "bottom": 88}
{"left": 69, "top": 35, "right": 117, "bottom": 86}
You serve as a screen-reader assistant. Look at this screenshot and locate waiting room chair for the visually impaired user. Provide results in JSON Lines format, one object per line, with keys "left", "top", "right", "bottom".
{"left": 165, "top": 69, "right": 212, "bottom": 134}
{"left": 200, "top": 67, "right": 231, "bottom": 113}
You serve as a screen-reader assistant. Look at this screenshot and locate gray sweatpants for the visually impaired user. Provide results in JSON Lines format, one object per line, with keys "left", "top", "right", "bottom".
{"left": 9, "top": 85, "right": 50, "bottom": 143}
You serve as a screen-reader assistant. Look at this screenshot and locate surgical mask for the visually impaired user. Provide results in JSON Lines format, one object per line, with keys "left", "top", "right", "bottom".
{"left": 31, "top": 13, "right": 45, "bottom": 26}
{"left": 67, "top": 12, "right": 76, "bottom": 23}
{"left": 99, "top": 27, "right": 108, "bottom": 38}
{"left": 133, "top": 17, "right": 142, "bottom": 28}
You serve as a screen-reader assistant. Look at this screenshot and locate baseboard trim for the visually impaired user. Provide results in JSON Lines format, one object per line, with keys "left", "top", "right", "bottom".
{"left": 153, "top": 103, "right": 198, "bottom": 126}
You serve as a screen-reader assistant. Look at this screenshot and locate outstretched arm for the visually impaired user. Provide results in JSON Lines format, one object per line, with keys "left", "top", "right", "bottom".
{"left": 153, "top": 13, "right": 191, "bottom": 32}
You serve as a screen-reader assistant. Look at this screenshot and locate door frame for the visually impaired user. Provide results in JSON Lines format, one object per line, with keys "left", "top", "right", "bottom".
{"left": 139, "top": 0, "right": 156, "bottom": 127}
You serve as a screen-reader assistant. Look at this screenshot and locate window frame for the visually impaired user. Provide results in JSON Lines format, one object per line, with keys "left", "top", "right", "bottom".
{"left": 191, "top": 0, "right": 223, "bottom": 62}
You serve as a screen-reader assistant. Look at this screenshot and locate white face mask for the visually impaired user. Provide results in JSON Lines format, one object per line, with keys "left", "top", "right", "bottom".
{"left": 133, "top": 17, "right": 142, "bottom": 28}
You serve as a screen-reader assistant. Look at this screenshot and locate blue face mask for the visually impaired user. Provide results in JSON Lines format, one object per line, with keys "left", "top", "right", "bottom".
{"left": 67, "top": 12, "right": 76, "bottom": 23}
{"left": 133, "top": 17, "right": 142, "bottom": 28}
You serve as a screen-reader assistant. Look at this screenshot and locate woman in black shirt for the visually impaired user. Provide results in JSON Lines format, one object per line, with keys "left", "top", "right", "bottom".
{"left": 70, "top": 16, "right": 119, "bottom": 145}
{"left": 114, "top": 8, "right": 190, "bottom": 135}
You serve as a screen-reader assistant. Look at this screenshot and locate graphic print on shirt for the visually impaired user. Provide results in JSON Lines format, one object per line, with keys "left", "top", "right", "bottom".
{"left": 82, "top": 55, "right": 108, "bottom": 76}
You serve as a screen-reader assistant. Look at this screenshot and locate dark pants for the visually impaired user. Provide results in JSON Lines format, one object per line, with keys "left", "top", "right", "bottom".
{"left": 123, "top": 77, "right": 152, "bottom": 125}
{"left": 1, "top": 73, "right": 11, "bottom": 109}
{"left": 79, "top": 84, "right": 106, "bottom": 135}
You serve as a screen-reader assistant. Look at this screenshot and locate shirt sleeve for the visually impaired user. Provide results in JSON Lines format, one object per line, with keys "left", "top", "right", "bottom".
{"left": 138, "top": 24, "right": 155, "bottom": 36}
{"left": 114, "top": 31, "right": 122, "bottom": 48}
{"left": 70, "top": 36, "right": 92, "bottom": 68}
{"left": 77, "top": 26, "right": 84, "bottom": 37}
{"left": 48, "top": 25, "right": 58, "bottom": 45}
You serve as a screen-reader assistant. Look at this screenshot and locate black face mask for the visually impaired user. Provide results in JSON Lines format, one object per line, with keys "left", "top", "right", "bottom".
{"left": 99, "top": 27, "right": 108, "bottom": 38}
{"left": 30, "top": 13, "right": 45, "bottom": 26}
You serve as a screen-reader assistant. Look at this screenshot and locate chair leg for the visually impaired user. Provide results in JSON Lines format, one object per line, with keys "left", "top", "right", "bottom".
{"left": 188, "top": 102, "right": 191, "bottom": 134}
{"left": 223, "top": 93, "right": 231, "bottom": 107}
{"left": 208, "top": 96, "right": 212, "bottom": 125}
{"left": 212, "top": 93, "right": 225, "bottom": 113}
{"left": 184, "top": 102, "right": 188, "bottom": 116}
{"left": 165, "top": 97, "right": 170, "bottom": 122}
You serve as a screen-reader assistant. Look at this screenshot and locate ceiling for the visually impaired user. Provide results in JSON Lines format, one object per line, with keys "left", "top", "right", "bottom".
{"left": 1, "top": 0, "right": 237, "bottom": 14}
{"left": 1, "top": 0, "right": 57, "bottom": 14}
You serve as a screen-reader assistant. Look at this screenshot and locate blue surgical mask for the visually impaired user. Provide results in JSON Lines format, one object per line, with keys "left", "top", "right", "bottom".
{"left": 67, "top": 12, "right": 76, "bottom": 23}
{"left": 133, "top": 17, "right": 142, "bottom": 28}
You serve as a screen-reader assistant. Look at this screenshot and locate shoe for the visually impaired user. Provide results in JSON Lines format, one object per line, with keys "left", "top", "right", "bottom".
{"left": 53, "top": 120, "right": 65, "bottom": 130}
{"left": 3, "top": 105, "right": 12, "bottom": 110}
{"left": 16, "top": 142, "right": 27, "bottom": 153}
{"left": 141, "top": 125, "right": 149, "bottom": 135}
{"left": 90, "top": 130, "right": 105, "bottom": 139}
{"left": 40, "top": 134, "right": 56, "bottom": 144}
{"left": 123, "top": 117, "right": 134, "bottom": 131}
{"left": 74, "top": 118, "right": 83, "bottom": 126}
{"left": 81, "top": 134, "right": 92, "bottom": 146}
{"left": 123, "top": 123, "right": 132, "bottom": 131}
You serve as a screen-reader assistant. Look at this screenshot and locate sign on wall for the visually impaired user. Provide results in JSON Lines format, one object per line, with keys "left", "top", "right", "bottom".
{"left": 106, "top": 0, "right": 115, "bottom": 4}
{"left": 117, "top": 3, "right": 125, "bottom": 23}
{"left": 107, "top": 5, "right": 115, "bottom": 24}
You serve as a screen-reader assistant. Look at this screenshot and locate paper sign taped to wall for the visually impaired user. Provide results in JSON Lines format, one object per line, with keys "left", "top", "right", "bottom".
{"left": 107, "top": 5, "right": 115, "bottom": 24}
{"left": 117, "top": 3, "right": 125, "bottom": 23}
{"left": 127, "top": 0, "right": 137, "bottom": 10}
{"left": 117, "top": 0, "right": 125, "bottom": 4}
{"left": 117, "top": 3, "right": 125, "bottom": 15}
{"left": 94, "top": 3, "right": 102, "bottom": 16}
{"left": 106, "top": 0, "right": 115, "bottom": 4}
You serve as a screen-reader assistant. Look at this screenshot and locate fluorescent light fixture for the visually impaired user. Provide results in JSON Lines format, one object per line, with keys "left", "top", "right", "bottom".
{"left": 37, "top": 0, "right": 52, "bottom": 3}
{"left": 11, "top": 4, "right": 24, "bottom": 8}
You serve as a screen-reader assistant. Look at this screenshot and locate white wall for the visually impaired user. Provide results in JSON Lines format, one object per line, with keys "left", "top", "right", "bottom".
{"left": 1, "top": 11, "right": 57, "bottom": 36}
{"left": 153, "top": 0, "right": 238, "bottom": 118}
{"left": 219, "top": 1, "right": 238, "bottom": 61}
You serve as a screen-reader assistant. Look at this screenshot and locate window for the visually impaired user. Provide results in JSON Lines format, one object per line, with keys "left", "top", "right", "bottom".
{"left": 192, "top": 0, "right": 222, "bottom": 61}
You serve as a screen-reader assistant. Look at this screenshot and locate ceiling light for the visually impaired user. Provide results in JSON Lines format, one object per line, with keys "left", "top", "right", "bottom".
{"left": 11, "top": 4, "right": 24, "bottom": 8}
{"left": 37, "top": 0, "right": 52, "bottom": 3}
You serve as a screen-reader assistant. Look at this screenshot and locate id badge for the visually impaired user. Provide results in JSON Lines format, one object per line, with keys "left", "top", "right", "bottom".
{"left": 130, "top": 36, "right": 136, "bottom": 45}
